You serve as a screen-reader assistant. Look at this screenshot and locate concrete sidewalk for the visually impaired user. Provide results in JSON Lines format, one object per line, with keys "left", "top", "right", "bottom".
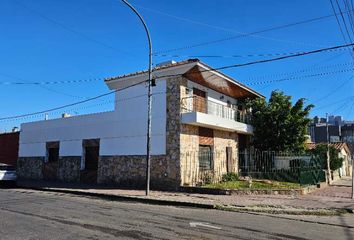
{"left": 16, "top": 178, "right": 354, "bottom": 212}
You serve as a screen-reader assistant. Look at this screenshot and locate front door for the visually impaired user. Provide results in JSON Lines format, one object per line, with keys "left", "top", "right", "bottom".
{"left": 43, "top": 142, "right": 59, "bottom": 180}
{"left": 81, "top": 139, "right": 99, "bottom": 183}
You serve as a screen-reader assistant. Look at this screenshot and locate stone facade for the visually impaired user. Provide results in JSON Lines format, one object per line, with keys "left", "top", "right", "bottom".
{"left": 180, "top": 124, "right": 199, "bottom": 186}
{"left": 58, "top": 156, "right": 81, "bottom": 182}
{"left": 164, "top": 76, "right": 187, "bottom": 189}
{"left": 17, "top": 157, "right": 44, "bottom": 180}
{"left": 180, "top": 127, "right": 239, "bottom": 186}
{"left": 97, "top": 155, "right": 178, "bottom": 190}
{"left": 213, "top": 130, "right": 238, "bottom": 173}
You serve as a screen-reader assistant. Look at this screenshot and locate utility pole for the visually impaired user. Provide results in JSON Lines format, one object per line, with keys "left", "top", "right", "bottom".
{"left": 120, "top": 0, "right": 153, "bottom": 196}
{"left": 326, "top": 113, "right": 332, "bottom": 185}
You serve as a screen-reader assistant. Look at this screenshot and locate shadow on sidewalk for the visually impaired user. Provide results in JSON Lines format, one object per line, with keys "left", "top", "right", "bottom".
{"left": 17, "top": 179, "right": 145, "bottom": 191}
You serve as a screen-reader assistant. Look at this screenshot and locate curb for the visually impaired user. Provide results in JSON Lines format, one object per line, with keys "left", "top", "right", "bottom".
{"left": 17, "top": 185, "right": 216, "bottom": 210}
{"left": 16, "top": 185, "right": 354, "bottom": 216}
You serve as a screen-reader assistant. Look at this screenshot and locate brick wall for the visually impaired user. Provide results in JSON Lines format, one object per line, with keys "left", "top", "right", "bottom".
{"left": 0, "top": 132, "right": 19, "bottom": 166}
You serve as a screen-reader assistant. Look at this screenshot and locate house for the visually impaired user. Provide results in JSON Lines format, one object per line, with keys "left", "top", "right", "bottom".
{"left": 0, "top": 130, "right": 20, "bottom": 167}
{"left": 306, "top": 142, "right": 352, "bottom": 178}
{"left": 18, "top": 59, "right": 263, "bottom": 189}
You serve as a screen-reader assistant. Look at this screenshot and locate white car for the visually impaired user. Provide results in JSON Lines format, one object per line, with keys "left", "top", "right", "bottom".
{"left": 0, "top": 163, "right": 17, "bottom": 186}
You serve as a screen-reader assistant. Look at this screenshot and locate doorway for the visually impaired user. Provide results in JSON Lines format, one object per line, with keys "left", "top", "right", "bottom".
{"left": 81, "top": 139, "right": 99, "bottom": 183}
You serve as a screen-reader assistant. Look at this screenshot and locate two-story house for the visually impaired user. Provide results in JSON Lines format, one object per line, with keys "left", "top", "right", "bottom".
{"left": 18, "top": 59, "right": 263, "bottom": 189}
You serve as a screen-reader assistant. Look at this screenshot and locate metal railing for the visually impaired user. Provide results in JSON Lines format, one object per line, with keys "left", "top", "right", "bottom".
{"left": 181, "top": 96, "right": 251, "bottom": 124}
{"left": 238, "top": 149, "right": 326, "bottom": 185}
{"left": 180, "top": 149, "right": 327, "bottom": 187}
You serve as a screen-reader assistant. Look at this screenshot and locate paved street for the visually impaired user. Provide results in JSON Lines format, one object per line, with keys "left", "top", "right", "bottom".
{"left": 0, "top": 188, "right": 353, "bottom": 240}
{"left": 17, "top": 177, "right": 354, "bottom": 211}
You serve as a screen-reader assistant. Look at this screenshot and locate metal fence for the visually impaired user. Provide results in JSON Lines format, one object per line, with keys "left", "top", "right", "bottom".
{"left": 239, "top": 150, "right": 326, "bottom": 185}
{"left": 181, "top": 149, "right": 326, "bottom": 187}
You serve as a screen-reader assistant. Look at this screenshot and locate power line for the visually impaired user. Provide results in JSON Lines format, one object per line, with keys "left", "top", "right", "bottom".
{"left": 153, "top": 42, "right": 354, "bottom": 81}
{"left": 2, "top": 42, "right": 354, "bottom": 121}
{"left": 315, "top": 95, "right": 354, "bottom": 110}
{"left": 246, "top": 62, "right": 352, "bottom": 82}
{"left": 0, "top": 72, "right": 87, "bottom": 99}
{"left": 1, "top": 91, "right": 166, "bottom": 123}
{"left": 247, "top": 68, "right": 353, "bottom": 86}
{"left": 343, "top": 0, "right": 354, "bottom": 35}
{"left": 134, "top": 3, "right": 326, "bottom": 48}
{"left": 336, "top": 0, "right": 354, "bottom": 42}
{"left": 0, "top": 76, "right": 103, "bottom": 85}
{"left": 312, "top": 75, "right": 354, "bottom": 103}
{"left": 154, "top": 11, "right": 352, "bottom": 54}
{"left": 3, "top": 43, "right": 352, "bottom": 87}
{"left": 155, "top": 47, "right": 349, "bottom": 59}
{"left": 329, "top": 0, "right": 354, "bottom": 60}
{"left": 0, "top": 80, "right": 147, "bottom": 121}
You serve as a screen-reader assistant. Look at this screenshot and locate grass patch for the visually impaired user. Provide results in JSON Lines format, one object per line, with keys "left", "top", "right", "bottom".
{"left": 204, "top": 180, "right": 300, "bottom": 190}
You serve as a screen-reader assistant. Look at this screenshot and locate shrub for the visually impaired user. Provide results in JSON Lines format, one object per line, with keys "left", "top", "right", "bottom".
{"left": 222, "top": 172, "right": 239, "bottom": 182}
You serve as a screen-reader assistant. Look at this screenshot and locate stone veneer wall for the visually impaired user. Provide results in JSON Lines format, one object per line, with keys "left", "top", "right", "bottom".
{"left": 58, "top": 156, "right": 81, "bottom": 182}
{"left": 180, "top": 124, "right": 199, "bottom": 186}
{"left": 177, "top": 75, "right": 240, "bottom": 186}
{"left": 97, "top": 76, "right": 186, "bottom": 190}
{"left": 17, "top": 157, "right": 44, "bottom": 180}
{"left": 180, "top": 128, "right": 238, "bottom": 186}
{"left": 164, "top": 76, "right": 187, "bottom": 189}
{"left": 97, "top": 155, "right": 178, "bottom": 190}
{"left": 213, "top": 130, "right": 238, "bottom": 180}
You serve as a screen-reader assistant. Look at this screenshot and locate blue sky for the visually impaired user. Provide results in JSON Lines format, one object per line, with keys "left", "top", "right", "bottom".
{"left": 0, "top": 0, "right": 353, "bottom": 131}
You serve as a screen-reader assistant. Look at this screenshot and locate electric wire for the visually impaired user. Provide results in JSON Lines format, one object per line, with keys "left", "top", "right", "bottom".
{"left": 2, "top": 42, "right": 353, "bottom": 122}
{"left": 154, "top": 10, "right": 353, "bottom": 54}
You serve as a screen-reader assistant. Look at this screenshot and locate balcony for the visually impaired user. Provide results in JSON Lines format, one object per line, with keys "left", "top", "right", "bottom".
{"left": 180, "top": 96, "right": 254, "bottom": 134}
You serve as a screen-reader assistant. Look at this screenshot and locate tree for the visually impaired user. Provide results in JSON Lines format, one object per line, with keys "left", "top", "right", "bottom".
{"left": 307, "top": 144, "right": 343, "bottom": 170}
{"left": 247, "top": 90, "right": 314, "bottom": 152}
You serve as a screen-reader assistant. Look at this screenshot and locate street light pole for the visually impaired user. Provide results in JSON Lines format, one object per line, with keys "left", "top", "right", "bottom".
{"left": 120, "top": 0, "right": 153, "bottom": 196}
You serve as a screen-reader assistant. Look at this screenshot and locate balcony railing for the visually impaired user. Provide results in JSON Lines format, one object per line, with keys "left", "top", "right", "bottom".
{"left": 181, "top": 96, "right": 251, "bottom": 124}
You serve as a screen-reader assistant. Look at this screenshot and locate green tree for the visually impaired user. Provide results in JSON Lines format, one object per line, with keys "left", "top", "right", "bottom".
{"left": 247, "top": 90, "right": 314, "bottom": 152}
{"left": 307, "top": 144, "right": 343, "bottom": 170}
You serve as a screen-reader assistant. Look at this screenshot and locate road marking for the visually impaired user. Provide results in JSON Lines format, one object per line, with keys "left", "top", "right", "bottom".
{"left": 189, "top": 222, "right": 222, "bottom": 230}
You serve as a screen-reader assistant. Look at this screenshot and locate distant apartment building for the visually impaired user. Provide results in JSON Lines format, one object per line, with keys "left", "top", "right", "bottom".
{"left": 309, "top": 115, "right": 354, "bottom": 159}
{"left": 309, "top": 122, "right": 341, "bottom": 143}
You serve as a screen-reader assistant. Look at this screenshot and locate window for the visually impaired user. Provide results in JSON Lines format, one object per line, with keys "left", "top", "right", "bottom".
{"left": 199, "top": 145, "right": 213, "bottom": 170}
{"left": 46, "top": 141, "right": 59, "bottom": 163}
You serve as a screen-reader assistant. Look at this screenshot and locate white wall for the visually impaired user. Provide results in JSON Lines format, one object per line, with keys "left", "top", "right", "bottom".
{"left": 19, "top": 80, "right": 166, "bottom": 157}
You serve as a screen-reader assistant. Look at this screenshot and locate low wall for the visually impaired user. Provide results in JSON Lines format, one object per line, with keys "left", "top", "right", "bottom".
{"left": 58, "top": 156, "right": 81, "bottom": 182}
{"left": 17, "top": 157, "right": 44, "bottom": 180}
{"left": 98, "top": 155, "right": 179, "bottom": 190}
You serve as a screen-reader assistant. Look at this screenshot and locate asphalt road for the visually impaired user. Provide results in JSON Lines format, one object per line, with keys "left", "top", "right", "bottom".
{"left": 0, "top": 188, "right": 353, "bottom": 240}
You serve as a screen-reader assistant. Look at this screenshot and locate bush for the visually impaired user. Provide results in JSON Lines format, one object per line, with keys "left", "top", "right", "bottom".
{"left": 222, "top": 172, "right": 239, "bottom": 182}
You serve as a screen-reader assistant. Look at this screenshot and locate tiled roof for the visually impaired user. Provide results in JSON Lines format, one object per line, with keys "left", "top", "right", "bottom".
{"left": 306, "top": 142, "right": 351, "bottom": 153}
{"left": 105, "top": 59, "right": 199, "bottom": 82}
